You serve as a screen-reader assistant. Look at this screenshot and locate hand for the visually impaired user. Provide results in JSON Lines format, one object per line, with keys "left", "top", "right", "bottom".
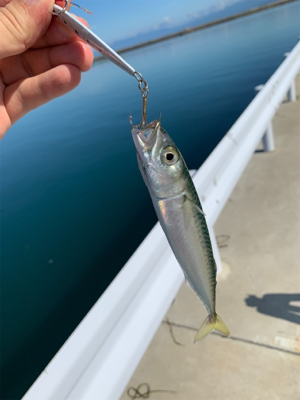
{"left": 0, "top": 0, "right": 94, "bottom": 138}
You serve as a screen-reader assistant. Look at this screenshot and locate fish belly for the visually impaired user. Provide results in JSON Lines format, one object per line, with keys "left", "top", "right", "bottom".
{"left": 152, "top": 194, "right": 216, "bottom": 314}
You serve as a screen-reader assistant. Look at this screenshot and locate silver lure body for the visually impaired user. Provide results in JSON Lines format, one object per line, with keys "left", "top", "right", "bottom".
{"left": 53, "top": 4, "right": 136, "bottom": 76}
{"left": 132, "top": 120, "right": 230, "bottom": 341}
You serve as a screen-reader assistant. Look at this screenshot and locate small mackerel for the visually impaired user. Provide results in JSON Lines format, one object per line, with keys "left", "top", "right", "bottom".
{"left": 132, "top": 119, "right": 230, "bottom": 342}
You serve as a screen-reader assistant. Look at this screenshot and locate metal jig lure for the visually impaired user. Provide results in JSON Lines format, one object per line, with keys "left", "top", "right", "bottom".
{"left": 52, "top": 0, "right": 149, "bottom": 124}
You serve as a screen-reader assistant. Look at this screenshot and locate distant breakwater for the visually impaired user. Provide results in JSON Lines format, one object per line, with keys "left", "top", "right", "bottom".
{"left": 94, "top": 0, "right": 298, "bottom": 62}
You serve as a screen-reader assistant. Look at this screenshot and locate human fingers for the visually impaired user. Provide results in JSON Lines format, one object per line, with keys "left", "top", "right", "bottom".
{"left": 0, "top": 0, "right": 12, "bottom": 6}
{"left": 3, "top": 64, "right": 82, "bottom": 129}
{"left": 1, "top": 40, "right": 94, "bottom": 85}
{"left": 32, "top": 14, "right": 89, "bottom": 49}
{"left": 0, "top": 0, "right": 55, "bottom": 59}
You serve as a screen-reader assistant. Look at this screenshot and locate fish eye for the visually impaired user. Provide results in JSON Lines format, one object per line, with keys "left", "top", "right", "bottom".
{"left": 161, "top": 146, "right": 179, "bottom": 165}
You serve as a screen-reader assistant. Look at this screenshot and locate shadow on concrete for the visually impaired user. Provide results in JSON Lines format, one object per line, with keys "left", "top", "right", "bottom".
{"left": 245, "top": 293, "right": 300, "bottom": 324}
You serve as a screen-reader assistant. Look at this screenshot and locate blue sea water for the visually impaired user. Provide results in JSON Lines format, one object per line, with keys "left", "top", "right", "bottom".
{"left": 1, "top": 2, "right": 299, "bottom": 398}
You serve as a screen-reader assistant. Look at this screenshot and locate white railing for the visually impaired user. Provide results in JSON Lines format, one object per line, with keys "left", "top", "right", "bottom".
{"left": 23, "top": 40, "right": 300, "bottom": 400}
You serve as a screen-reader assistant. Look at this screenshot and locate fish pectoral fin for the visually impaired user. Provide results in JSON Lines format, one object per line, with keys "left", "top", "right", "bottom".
{"left": 184, "top": 195, "right": 206, "bottom": 216}
{"left": 194, "top": 313, "right": 230, "bottom": 343}
{"left": 181, "top": 194, "right": 205, "bottom": 233}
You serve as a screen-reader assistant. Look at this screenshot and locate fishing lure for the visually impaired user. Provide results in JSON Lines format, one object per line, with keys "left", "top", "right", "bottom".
{"left": 52, "top": 0, "right": 148, "bottom": 95}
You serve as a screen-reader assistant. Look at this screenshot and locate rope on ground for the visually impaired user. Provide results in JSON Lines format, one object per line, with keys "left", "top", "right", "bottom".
{"left": 216, "top": 234, "right": 230, "bottom": 248}
{"left": 165, "top": 318, "right": 184, "bottom": 346}
{"left": 127, "top": 383, "right": 176, "bottom": 399}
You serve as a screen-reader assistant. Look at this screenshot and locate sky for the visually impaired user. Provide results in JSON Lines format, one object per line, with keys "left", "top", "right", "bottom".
{"left": 70, "top": 0, "right": 273, "bottom": 47}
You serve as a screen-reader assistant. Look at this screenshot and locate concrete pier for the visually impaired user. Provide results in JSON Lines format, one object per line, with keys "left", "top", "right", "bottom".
{"left": 120, "top": 73, "right": 300, "bottom": 400}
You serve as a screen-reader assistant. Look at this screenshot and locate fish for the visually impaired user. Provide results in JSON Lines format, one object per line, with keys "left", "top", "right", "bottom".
{"left": 131, "top": 119, "right": 230, "bottom": 342}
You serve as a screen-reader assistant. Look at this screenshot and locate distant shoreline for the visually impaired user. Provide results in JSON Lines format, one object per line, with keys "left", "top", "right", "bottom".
{"left": 94, "top": 0, "right": 298, "bottom": 62}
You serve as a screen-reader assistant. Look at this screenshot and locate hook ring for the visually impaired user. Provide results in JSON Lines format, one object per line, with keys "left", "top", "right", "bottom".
{"left": 52, "top": 0, "right": 69, "bottom": 15}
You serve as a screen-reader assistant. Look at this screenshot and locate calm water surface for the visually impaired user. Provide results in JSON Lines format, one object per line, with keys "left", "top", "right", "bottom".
{"left": 1, "top": 3, "right": 299, "bottom": 398}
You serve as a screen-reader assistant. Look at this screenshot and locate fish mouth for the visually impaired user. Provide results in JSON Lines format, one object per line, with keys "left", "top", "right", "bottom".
{"left": 132, "top": 119, "right": 160, "bottom": 143}
{"left": 131, "top": 119, "right": 161, "bottom": 157}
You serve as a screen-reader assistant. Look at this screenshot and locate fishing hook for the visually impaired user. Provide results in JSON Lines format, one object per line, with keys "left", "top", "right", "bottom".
{"left": 134, "top": 71, "right": 149, "bottom": 128}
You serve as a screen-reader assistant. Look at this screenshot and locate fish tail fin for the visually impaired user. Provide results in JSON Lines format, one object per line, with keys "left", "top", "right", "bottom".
{"left": 194, "top": 313, "right": 230, "bottom": 343}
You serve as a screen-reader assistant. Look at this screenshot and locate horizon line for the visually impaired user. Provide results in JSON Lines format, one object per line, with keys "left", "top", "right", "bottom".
{"left": 94, "top": 0, "right": 298, "bottom": 63}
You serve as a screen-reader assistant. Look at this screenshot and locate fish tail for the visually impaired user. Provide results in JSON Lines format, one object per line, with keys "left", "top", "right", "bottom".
{"left": 194, "top": 313, "right": 230, "bottom": 343}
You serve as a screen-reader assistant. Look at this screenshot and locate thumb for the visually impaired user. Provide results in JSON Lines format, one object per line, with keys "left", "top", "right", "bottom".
{"left": 0, "top": 0, "right": 54, "bottom": 59}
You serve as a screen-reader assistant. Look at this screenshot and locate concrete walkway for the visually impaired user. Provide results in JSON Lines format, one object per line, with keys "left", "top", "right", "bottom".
{"left": 120, "top": 74, "right": 300, "bottom": 400}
